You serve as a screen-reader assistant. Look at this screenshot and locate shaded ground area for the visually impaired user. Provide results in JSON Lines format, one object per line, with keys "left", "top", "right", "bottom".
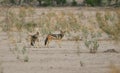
{"left": 0, "top": 32, "right": 120, "bottom": 73}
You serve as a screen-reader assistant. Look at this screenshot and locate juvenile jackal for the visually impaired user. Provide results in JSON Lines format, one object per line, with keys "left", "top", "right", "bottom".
{"left": 44, "top": 30, "right": 65, "bottom": 48}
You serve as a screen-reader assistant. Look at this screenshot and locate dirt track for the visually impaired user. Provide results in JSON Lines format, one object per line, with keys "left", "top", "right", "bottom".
{"left": 0, "top": 32, "right": 120, "bottom": 73}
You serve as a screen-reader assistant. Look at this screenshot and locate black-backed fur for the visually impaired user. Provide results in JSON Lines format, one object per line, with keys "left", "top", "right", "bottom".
{"left": 44, "top": 31, "right": 65, "bottom": 47}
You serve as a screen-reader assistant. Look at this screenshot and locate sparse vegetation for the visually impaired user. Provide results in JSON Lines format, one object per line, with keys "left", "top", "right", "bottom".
{"left": 96, "top": 11, "right": 120, "bottom": 42}
{"left": 24, "top": 55, "right": 29, "bottom": 62}
{"left": 10, "top": 43, "right": 29, "bottom": 62}
{"left": 82, "top": 26, "right": 101, "bottom": 53}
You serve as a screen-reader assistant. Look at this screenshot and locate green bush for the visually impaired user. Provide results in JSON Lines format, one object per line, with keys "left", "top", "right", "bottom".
{"left": 71, "top": 0, "right": 77, "bottom": 6}
{"left": 55, "top": 0, "right": 67, "bottom": 6}
{"left": 37, "top": 0, "right": 67, "bottom": 6}
{"left": 42, "top": 0, "right": 51, "bottom": 6}
{"left": 85, "top": 0, "right": 101, "bottom": 6}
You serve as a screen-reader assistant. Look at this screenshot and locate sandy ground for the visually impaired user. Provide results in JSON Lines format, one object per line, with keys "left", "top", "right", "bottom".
{"left": 0, "top": 32, "right": 120, "bottom": 73}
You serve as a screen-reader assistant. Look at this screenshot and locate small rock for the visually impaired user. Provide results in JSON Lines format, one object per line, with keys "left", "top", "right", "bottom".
{"left": 103, "top": 49, "right": 118, "bottom": 53}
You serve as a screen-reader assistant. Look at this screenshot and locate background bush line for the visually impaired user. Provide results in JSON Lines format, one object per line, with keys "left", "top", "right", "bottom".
{"left": 0, "top": 0, "right": 119, "bottom": 7}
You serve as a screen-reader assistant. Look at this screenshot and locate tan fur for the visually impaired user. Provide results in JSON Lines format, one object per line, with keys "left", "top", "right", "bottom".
{"left": 45, "top": 31, "right": 65, "bottom": 48}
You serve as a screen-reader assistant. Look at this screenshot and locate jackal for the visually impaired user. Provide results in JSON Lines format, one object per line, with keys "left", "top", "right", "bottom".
{"left": 29, "top": 32, "right": 39, "bottom": 47}
{"left": 44, "top": 30, "right": 65, "bottom": 48}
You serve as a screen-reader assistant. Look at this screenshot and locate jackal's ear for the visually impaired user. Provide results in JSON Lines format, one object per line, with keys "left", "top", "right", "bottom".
{"left": 36, "top": 31, "right": 39, "bottom": 35}
{"left": 63, "top": 31, "right": 66, "bottom": 33}
{"left": 60, "top": 30, "right": 66, "bottom": 33}
{"left": 60, "top": 30, "right": 63, "bottom": 33}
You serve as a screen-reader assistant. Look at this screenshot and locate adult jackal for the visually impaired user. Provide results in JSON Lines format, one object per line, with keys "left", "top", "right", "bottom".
{"left": 45, "top": 30, "right": 65, "bottom": 48}
{"left": 30, "top": 32, "right": 39, "bottom": 47}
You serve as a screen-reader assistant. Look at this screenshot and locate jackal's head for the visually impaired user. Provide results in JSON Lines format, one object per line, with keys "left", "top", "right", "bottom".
{"left": 60, "top": 30, "right": 66, "bottom": 34}
{"left": 36, "top": 31, "right": 39, "bottom": 36}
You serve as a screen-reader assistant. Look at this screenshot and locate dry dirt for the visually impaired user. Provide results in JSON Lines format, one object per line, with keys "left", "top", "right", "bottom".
{"left": 0, "top": 31, "right": 120, "bottom": 73}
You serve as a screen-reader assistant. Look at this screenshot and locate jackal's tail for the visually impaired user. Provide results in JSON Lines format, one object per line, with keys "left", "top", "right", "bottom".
{"left": 45, "top": 37, "right": 48, "bottom": 46}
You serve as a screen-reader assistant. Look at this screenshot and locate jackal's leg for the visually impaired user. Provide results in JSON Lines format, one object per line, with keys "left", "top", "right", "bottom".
{"left": 31, "top": 40, "right": 35, "bottom": 46}
{"left": 34, "top": 42, "right": 39, "bottom": 48}
{"left": 56, "top": 40, "right": 61, "bottom": 48}
{"left": 35, "top": 38, "right": 40, "bottom": 48}
{"left": 46, "top": 40, "right": 50, "bottom": 48}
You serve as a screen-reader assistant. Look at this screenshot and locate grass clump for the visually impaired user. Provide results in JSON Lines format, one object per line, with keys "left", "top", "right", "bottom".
{"left": 24, "top": 56, "right": 29, "bottom": 62}
{"left": 82, "top": 26, "right": 101, "bottom": 53}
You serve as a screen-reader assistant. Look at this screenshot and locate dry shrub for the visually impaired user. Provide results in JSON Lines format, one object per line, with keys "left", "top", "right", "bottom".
{"left": 37, "top": 11, "right": 81, "bottom": 35}
{"left": 96, "top": 11, "right": 120, "bottom": 42}
{"left": 81, "top": 25, "right": 101, "bottom": 53}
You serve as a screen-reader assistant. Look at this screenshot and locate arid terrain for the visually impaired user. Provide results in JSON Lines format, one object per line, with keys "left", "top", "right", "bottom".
{"left": 0, "top": 7, "right": 120, "bottom": 73}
